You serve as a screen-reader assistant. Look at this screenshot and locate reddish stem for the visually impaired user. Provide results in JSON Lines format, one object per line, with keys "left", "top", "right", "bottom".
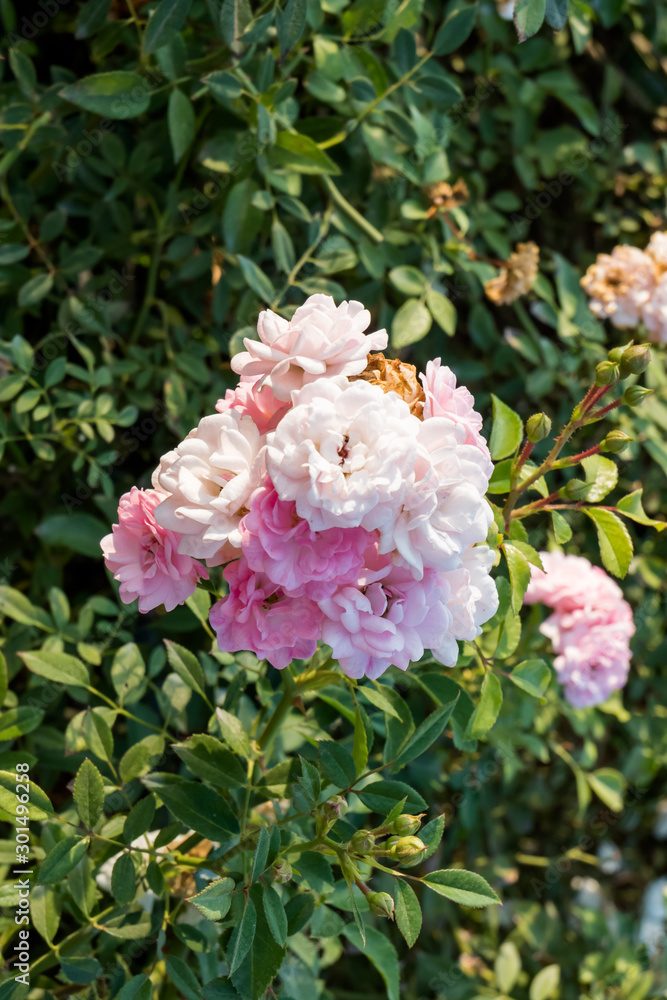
{"left": 586, "top": 398, "right": 622, "bottom": 421}
{"left": 560, "top": 443, "right": 601, "bottom": 465}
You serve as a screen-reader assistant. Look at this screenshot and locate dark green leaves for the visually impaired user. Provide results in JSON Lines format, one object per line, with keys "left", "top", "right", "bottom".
{"left": 277, "top": 0, "right": 306, "bottom": 55}
{"left": 394, "top": 880, "right": 422, "bottom": 947}
{"left": 422, "top": 869, "right": 501, "bottom": 907}
{"left": 514, "top": 0, "right": 547, "bottom": 41}
{"left": 73, "top": 759, "right": 104, "bottom": 827}
{"left": 59, "top": 72, "right": 152, "bottom": 118}
{"left": 272, "top": 132, "right": 341, "bottom": 175}
{"left": 143, "top": 774, "right": 239, "bottom": 838}
{"left": 227, "top": 895, "right": 257, "bottom": 975}
{"left": 358, "top": 780, "right": 427, "bottom": 815}
{"left": 433, "top": 1, "right": 478, "bottom": 55}
{"left": 394, "top": 697, "right": 458, "bottom": 766}
{"left": 189, "top": 877, "right": 235, "bottom": 920}
{"left": 20, "top": 649, "right": 89, "bottom": 687}
{"left": 173, "top": 734, "right": 246, "bottom": 789}
{"left": 39, "top": 837, "right": 89, "bottom": 884}
{"left": 144, "top": 0, "right": 193, "bottom": 55}
{"left": 464, "top": 673, "right": 503, "bottom": 740}
{"left": 168, "top": 88, "right": 196, "bottom": 163}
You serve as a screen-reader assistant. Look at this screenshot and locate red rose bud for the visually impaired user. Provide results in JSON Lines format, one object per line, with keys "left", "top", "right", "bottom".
{"left": 388, "top": 814, "right": 422, "bottom": 837}
{"left": 350, "top": 829, "right": 376, "bottom": 854}
{"left": 618, "top": 344, "right": 651, "bottom": 378}
{"left": 272, "top": 860, "right": 293, "bottom": 884}
{"left": 622, "top": 385, "right": 653, "bottom": 407}
{"left": 366, "top": 892, "right": 395, "bottom": 919}
{"left": 600, "top": 430, "right": 634, "bottom": 453}
{"left": 525, "top": 412, "right": 552, "bottom": 443}
{"left": 595, "top": 361, "right": 620, "bottom": 386}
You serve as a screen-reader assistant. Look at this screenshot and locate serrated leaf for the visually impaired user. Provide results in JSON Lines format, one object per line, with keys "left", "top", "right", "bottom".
{"left": 251, "top": 825, "right": 270, "bottom": 882}
{"left": 20, "top": 649, "right": 89, "bottom": 687}
{"left": 142, "top": 773, "right": 239, "bottom": 838}
{"left": 38, "top": 837, "right": 89, "bottom": 884}
{"left": 422, "top": 869, "right": 501, "bottom": 907}
{"left": 73, "top": 759, "right": 104, "bottom": 827}
{"left": 215, "top": 708, "right": 250, "bottom": 756}
{"left": 342, "top": 925, "right": 400, "bottom": 1000}
{"left": 164, "top": 957, "right": 200, "bottom": 1000}
{"left": 111, "top": 853, "right": 136, "bottom": 905}
{"left": 357, "top": 780, "right": 427, "bottom": 815}
{"left": 123, "top": 795, "right": 156, "bottom": 844}
{"left": 359, "top": 684, "right": 403, "bottom": 719}
{"left": 262, "top": 883, "right": 288, "bottom": 946}
{"left": 394, "top": 879, "right": 422, "bottom": 947}
{"left": 503, "top": 543, "right": 532, "bottom": 614}
{"left": 352, "top": 705, "right": 369, "bottom": 777}
{"left": 551, "top": 510, "right": 572, "bottom": 543}
{"left": 227, "top": 895, "right": 257, "bottom": 975}
{"left": 164, "top": 639, "right": 208, "bottom": 700}
{"left": 0, "top": 770, "right": 53, "bottom": 821}
{"left": 464, "top": 672, "right": 503, "bottom": 740}
{"left": 173, "top": 734, "right": 246, "bottom": 789}
{"left": 490, "top": 395, "right": 523, "bottom": 460}
{"left": 509, "top": 659, "right": 551, "bottom": 701}
{"left": 237, "top": 255, "right": 276, "bottom": 304}
{"left": 319, "top": 741, "right": 357, "bottom": 790}
{"left": 144, "top": 0, "right": 193, "bottom": 55}
{"left": 394, "top": 697, "right": 458, "bottom": 766}
{"left": 189, "top": 877, "right": 235, "bottom": 920}
{"left": 616, "top": 490, "right": 666, "bottom": 530}
{"left": 581, "top": 454, "right": 618, "bottom": 502}
{"left": 584, "top": 508, "right": 633, "bottom": 578}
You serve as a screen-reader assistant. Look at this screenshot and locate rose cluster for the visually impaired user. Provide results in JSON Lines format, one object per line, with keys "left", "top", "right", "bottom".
{"left": 102, "top": 294, "right": 498, "bottom": 679}
{"left": 524, "top": 551, "right": 635, "bottom": 708}
{"left": 581, "top": 231, "right": 667, "bottom": 342}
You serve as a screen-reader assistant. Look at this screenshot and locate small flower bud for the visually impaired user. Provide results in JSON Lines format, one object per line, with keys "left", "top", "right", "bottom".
{"left": 366, "top": 891, "right": 395, "bottom": 919}
{"left": 622, "top": 385, "right": 653, "bottom": 407}
{"left": 385, "top": 835, "right": 427, "bottom": 863}
{"left": 595, "top": 361, "right": 620, "bottom": 386}
{"left": 618, "top": 344, "right": 651, "bottom": 378}
{"left": 607, "top": 345, "right": 626, "bottom": 363}
{"left": 600, "top": 430, "right": 634, "bottom": 453}
{"left": 272, "top": 860, "right": 293, "bottom": 884}
{"left": 322, "top": 795, "right": 347, "bottom": 824}
{"left": 525, "top": 412, "right": 552, "bottom": 443}
{"left": 388, "top": 814, "right": 422, "bottom": 837}
{"left": 350, "top": 829, "right": 376, "bottom": 854}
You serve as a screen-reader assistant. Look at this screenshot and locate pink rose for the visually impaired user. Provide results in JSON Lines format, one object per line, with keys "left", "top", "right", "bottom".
{"left": 210, "top": 558, "right": 322, "bottom": 669}
{"left": 215, "top": 375, "right": 290, "bottom": 434}
{"left": 420, "top": 359, "right": 493, "bottom": 479}
{"left": 101, "top": 487, "right": 207, "bottom": 613}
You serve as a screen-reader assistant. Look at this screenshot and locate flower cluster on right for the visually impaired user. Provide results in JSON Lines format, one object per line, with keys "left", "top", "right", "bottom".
{"left": 524, "top": 551, "right": 635, "bottom": 708}
{"left": 581, "top": 231, "right": 667, "bottom": 341}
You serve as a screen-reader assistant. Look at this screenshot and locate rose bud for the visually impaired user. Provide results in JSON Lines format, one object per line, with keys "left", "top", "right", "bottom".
{"left": 525, "top": 412, "right": 552, "bottom": 443}
{"left": 600, "top": 430, "right": 634, "bottom": 453}
{"left": 322, "top": 795, "right": 347, "bottom": 824}
{"left": 350, "top": 829, "right": 376, "bottom": 854}
{"left": 366, "top": 892, "right": 395, "bottom": 919}
{"left": 622, "top": 385, "right": 653, "bottom": 407}
{"left": 271, "top": 860, "right": 293, "bottom": 884}
{"left": 385, "top": 835, "right": 427, "bottom": 863}
{"left": 618, "top": 344, "right": 651, "bottom": 378}
{"left": 388, "top": 814, "right": 422, "bottom": 837}
{"left": 595, "top": 361, "right": 620, "bottom": 386}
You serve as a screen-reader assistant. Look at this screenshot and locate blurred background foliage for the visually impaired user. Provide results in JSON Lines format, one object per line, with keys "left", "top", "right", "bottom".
{"left": 1, "top": 0, "right": 667, "bottom": 997}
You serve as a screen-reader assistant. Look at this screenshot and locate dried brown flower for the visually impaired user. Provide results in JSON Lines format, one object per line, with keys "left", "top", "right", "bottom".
{"left": 484, "top": 241, "right": 540, "bottom": 305}
{"left": 350, "top": 352, "right": 425, "bottom": 418}
{"left": 424, "top": 178, "right": 470, "bottom": 211}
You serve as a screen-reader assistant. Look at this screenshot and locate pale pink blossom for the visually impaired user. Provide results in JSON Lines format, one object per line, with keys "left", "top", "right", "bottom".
{"left": 319, "top": 555, "right": 453, "bottom": 680}
{"left": 581, "top": 245, "right": 656, "bottom": 328}
{"left": 210, "top": 558, "right": 322, "bottom": 669}
{"left": 436, "top": 544, "right": 499, "bottom": 664}
{"left": 642, "top": 274, "right": 667, "bottom": 343}
{"left": 647, "top": 231, "right": 667, "bottom": 268}
{"left": 525, "top": 551, "right": 634, "bottom": 707}
{"left": 215, "top": 376, "right": 289, "bottom": 434}
{"left": 420, "top": 359, "right": 493, "bottom": 479}
{"left": 266, "top": 377, "right": 419, "bottom": 535}
{"left": 240, "top": 480, "right": 372, "bottom": 599}
{"left": 231, "top": 294, "right": 388, "bottom": 401}
{"left": 101, "top": 487, "right": 207, "bottom": 613}
{"left": 152, "top": 410, "right": 264, "bottom": 565}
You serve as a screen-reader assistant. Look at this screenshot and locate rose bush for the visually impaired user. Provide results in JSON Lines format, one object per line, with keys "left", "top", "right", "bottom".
{"left": 1, "top": 1, "right": 667, "bottom": 999}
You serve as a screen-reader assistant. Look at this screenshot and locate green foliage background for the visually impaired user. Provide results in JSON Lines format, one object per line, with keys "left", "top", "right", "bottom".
{"left": 0, "top": 0, "right": 667, "bottom": 997}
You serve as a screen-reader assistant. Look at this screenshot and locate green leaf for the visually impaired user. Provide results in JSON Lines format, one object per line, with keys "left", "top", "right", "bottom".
{"left": 173, "top": 734, "right": 246, "bottom": 789}
{"left": 581, "top": 455, "right": 618, "bottom": 502}
{"left": 115, "top": 976, "right": 152, "bottom": 1000}
{"left": 509, "top": 659, "right": 551, "bottom": 701}
{"left": 277, "top": 0, "right": 306, "bottom": 55}
{"left": 111, "top": 643, "right": 146, "bottom": 706}
{"left": 319, "top": 741, "right": 357, "bottom": 790}
{"left": 422, "top": 869, "right": 501, "bottom": 907}
{"left": 587, "top": 768, "right": 625, "bottom": 812}
{"left": 0, "top": 651, "right": 7, "bottom": 706}
{"left": 189, "top": 877, "right": 235, "bottom": 921}
{"left": 0, "top": 586, "right": 53, "bottom": 630}
{"left": 164, "top": 957, "right": 200, "bottom": 1000}
{"left": 214, "top": 708, "right": 250, "bottom": 756}
{"left": 551, "top": 510, "right": 572, "bottom": 543}
{"left": 503, "top": 543, "right": 532, "bottom": 614}
{"left": 262, "top": 883, "right": 288, "bottom": 946}
{"left": 251, "top": 825, "right": 271, "bottom": 882}
{"left": 426, "top": 286, "right": 457, "bottom": 336}
{"left": 75, "top": 0, "right": 112, "bottom": 39}
{"left": 73, "top": 759, "right": 104, "bottom": 827}
{"left": 220, "top": 0, "right": 252, "bottom": 46}
{"left": 352, "top": 705, "right": 369, "bottom": 777}
{"left": 232, "top": 885, "right": 286, "bottom": 999}
{"left": 227, "top": 895, "right": 257, "bottom": 976}
{"left": 529, "top": 964, "right": 561, "bottom": 1000}
{"left": 545, "top": 0, "right": 568, "bottom": 29}
{"left": 490, "top": 395, "right": 523, "bottom": 460}
{"left": 237, "top": 255, "right": 276, "bottom": 304}
{"left": 514, "top": 0, "right": 547, "bottom": 41}
{"left": 583, "top": 508, "right": 633, "bottom": 578}
{"left": 394, "top": 879, "right": 422, "bottom": 948}
{"left": 38, "top": 837, "right": 89, "bottom": 885}
{"left": 18, "top": 273, "right": 53, "bottom": 308}
{"left": 271, "top": 218, "right": 296, "bottom": 273}
{"left": 111, "top": 853, "right": 136, "bottom": 905}
{"left": 119, "top": 735, "right": 165, "bottom": 783}
{"left": 20, "top": 649, "right": 89, "bottom": 687}
{"left": 143, "top": 773, "right": 239, "bottom": 838}
{"left": 59, "top": 72, "right": 152, "bottom": 119}
{"left": 464, "top": 672, "right": 503, "bottom": 740}
{"left": 433, "top": 1, "right": 478, "bottom": 55}
{"left": 394, "top": 697, "right": 458, "bottom": 766}
{"left": 144, "top": 0, "right": 192, "bottom": 54}
{"left": 168, "top": 87, "right": 196, "bottom": 163}
{"left": 36, "top": 513, "right": 108, "bottom": 558}
{"left": 31, "top": 884, "right": 61, "bottom": 945}
{"left": 83, "top": 709, "right": 114, "bottom": 763}
{"left": 0, "top": 770, "right": 53, "bottom": 820}
{"left": 389, "top": 266, "right": 427, "bottom": 297}
{"left": 124, "top": 795, "right": 156, "bottom": 844}
{"left": 271, "top": 131, "right": 341, "bottom": 176}
{"left": 359, "top": 684, "right": 403, "bottom": 720}
{"left": 616, "top": 489, "right": 666, "bottom": 530}
{"left": 164, "top": 639, "right": 208, "bottom": 700}
{"left": 342, "top": 925, "right": 400, "bottom": 1000}
{"left": 391, "top": 298, "right": 432, "bottom": 349}
{"left": 0, "top": 707, "right": 44, "bottom": 740}
{"left": 495, "top": 941, "right": 522, "bottom": 993}
{"left": 358, "top": 780, "right": 427, "bottom": 815}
